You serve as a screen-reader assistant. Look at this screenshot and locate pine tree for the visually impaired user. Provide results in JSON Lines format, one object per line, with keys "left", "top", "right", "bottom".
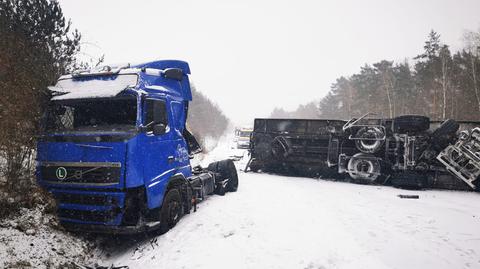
{"left": 270, "top": 29, "right": 480, "bottom": 123}
{"left": 0, "top": 0, "right": 81, "bottom": 188}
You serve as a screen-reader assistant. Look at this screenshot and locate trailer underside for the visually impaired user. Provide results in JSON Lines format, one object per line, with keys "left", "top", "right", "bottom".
{"left": 247, "top": 115, "right": 480, "bottom": 190}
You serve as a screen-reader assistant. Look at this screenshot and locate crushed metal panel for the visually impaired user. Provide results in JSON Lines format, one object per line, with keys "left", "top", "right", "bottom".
{"left": 437, "top": 127, "right": 480, "bottom": 189}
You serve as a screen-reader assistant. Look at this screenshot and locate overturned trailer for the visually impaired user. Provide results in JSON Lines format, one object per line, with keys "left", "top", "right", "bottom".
{"left": 246, "top": 115, "right": 480, "bottom": 191}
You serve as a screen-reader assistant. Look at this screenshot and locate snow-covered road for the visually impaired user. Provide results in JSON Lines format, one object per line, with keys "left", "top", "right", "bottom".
{"left": 103, "top": 145, "right": 480, "bottom": 269}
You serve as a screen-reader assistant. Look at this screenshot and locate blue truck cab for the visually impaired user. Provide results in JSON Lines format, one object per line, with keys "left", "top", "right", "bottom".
{"left": 36, "top": 60, "right": 238, "bottom": 233}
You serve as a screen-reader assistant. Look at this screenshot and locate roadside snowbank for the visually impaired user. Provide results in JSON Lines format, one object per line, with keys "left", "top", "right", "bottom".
{"left": 0, "top": 206, "right": 94, "bottom": 269}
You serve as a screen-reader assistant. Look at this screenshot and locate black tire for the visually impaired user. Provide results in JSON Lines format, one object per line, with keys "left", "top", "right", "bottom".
{"left": 347, "top": 153, "right": 381, "bottom": 184}
{"left": 354, "top": 127, "right": 385, "bottom": 153}
{"left": 432, "top": 119, "right": 459, "bottom": 139}
{"left": 208, "top": 159, "right": 239, "bottom": 193}
{"left": 393, "top": 115, "right": 430, "bottom": 133}
{"left": 215, "top": 183, "right": 226, "bottom": 196}
{"left": 159, "top": 188, "right": 183, "bottom": 234}
{"left": 431, "top": 119, "right": 459, "bottom": 149}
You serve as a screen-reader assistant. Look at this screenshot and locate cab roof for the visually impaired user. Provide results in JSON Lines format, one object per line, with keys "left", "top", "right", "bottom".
{"left": 49, "top": 60, "right": 193, "bottom": 101}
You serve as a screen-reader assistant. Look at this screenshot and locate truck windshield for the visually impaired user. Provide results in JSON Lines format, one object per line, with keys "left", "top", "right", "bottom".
{"left": 239, "top": 131, "right": 251, "bottom": 137}
{"left": 45, "top": 96, "right": 137, "bottom": 132}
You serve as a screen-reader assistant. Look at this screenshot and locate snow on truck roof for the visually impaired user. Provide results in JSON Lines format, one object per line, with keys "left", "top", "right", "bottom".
{"left": 48, "top": 60, "right": 192, "bottom": 101}
{"left": 49, "top": 72, "right": 139, "bottom": 100}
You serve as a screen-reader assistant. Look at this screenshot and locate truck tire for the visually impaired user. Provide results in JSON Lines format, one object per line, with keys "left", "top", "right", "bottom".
{"left": 355, "top": 127, "right": 384, "bottom": 153}
{"left": 432, "top": 119, "right": 459, "bottom": 139}
{"left": 159, "top": 188, "right": 183, "bottom": 234}
{"left": 347, "top": 153, "right": 381, "bottom": 184}
{"left": 208, "top": 159, "right": 239, "bottom": 193}
{"left": 393, "top": 115, "right": 430, "bottom": 133}
{"left": 431, "top": 119, "right": 459, "bottom": 150}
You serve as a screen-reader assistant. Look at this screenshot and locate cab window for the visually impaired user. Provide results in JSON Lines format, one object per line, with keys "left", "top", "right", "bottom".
{"left": 145, "top": 99, "right": 168, "bottom": 126}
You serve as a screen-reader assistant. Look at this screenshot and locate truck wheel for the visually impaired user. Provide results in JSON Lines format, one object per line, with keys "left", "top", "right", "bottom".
{"left": 432, "top": 119, "right": 459, "bottom": 139}
{"left": 432, "top": 119, "right": 459, "bottom": 137}
{"left": 159, "top": 188, "right": 183, "bottom": 234}
{"left": 431, "top": 119, "right": 459, "bottom": 149}
{"left": 347, "top": 153, "right": 381, "bottom": 184}
{"left": 355, "top": 127, "right": 385, "bottom": 153}
{"left": 223, "top": 160, "right": 239, "bottom": 192}
{"left": 393, "top": 115, "right": 430, "bottom": 133}
{"left": 208, "top": 159, "right": 239, "bottom": 193}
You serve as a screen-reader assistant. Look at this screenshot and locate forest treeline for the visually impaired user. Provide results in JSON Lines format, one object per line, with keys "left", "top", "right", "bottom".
{"left": 271, "top": 30, "right": 480, "bottom": 121}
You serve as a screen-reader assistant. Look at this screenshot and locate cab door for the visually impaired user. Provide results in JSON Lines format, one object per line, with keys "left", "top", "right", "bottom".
{"left": 142, "top": 98, "right": 177, "bottom": 206}
{"left": 169, "top": 101, "right": 191, "bottom": 173}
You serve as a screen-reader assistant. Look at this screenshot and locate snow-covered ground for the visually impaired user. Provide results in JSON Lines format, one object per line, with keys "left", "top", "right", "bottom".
{"left": 103, "top": 140, "right": 480, "bottom": 269}
{"left": 0, "top": 206, "right": 94, "bottom": 269}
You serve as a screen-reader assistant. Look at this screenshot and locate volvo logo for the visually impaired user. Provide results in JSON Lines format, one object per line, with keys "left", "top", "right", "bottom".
{"left": 74, "top": 170, "right": 83, "bottom": 179}
{"left": 55, "top": 167, "right": 67, "bottom": 180}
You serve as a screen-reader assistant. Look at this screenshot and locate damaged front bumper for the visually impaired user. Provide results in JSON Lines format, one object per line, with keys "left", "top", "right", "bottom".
{"left": 61, "top": 220, "right": 161, "bottom": 234}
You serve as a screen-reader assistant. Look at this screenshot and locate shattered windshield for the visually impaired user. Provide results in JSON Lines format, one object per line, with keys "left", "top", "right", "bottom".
{"left": 45, "top": 96, "right": 137, "bottom": 132}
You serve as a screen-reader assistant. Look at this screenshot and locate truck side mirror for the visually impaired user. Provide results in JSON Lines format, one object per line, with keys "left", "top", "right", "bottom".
{"left": 163, "top": 68, "right": 183, "bottom": 80}
{"left": 153, "top": 123, "right": 167, "bottom": 135}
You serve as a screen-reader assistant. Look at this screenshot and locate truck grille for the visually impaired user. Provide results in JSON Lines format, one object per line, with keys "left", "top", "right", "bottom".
{"left": 51, "top": 191, "right": 124, "bottom": 224}
{"left": 40, "top": 162, "right": 121, "bottom": 185}
{"left": 54, "top": 192, "right": 114, "bottom": 206}
{"left": 58, "top": 208, "right": 117, "bottom": 223}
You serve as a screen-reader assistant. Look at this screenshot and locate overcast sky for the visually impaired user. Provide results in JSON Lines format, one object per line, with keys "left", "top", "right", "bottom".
{"left": 59, "top": 0, "right": 480, "bottom": 126}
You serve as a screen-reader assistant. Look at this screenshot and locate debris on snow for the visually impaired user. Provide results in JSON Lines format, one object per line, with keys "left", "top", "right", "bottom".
{"left": 398, "top": 194, "right": 420, "bottom": 199}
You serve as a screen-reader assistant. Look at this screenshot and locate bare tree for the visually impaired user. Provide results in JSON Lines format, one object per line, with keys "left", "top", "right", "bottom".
{"left": 374, "top": 61, "right": 395, "bottom": 118}
{"left": 439, "top": 45, "right": 451, "bottom": 120}
{"left": 463, "top": 30, "right": 480, "bottom": 113}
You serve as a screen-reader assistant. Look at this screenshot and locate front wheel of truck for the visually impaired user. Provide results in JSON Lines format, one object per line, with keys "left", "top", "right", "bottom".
{"left": 159, "top": 188, "right": 183, "bottom": 234}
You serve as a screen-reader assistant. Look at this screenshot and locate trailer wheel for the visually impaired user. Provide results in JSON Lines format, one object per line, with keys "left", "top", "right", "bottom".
{"left": 393, "top": 115, "right": 430, "bottom": 133}
{"left": 208, "top": 159, "right": 239, "bottom": 193}
{"left": 159, "top": 188, "right": 183, "bottom": 234}
{"left": 355, "top": 127, "right": 385, "bottom": 153}
{"left": 347, "top": 153, "right": 381, "bottom": 184}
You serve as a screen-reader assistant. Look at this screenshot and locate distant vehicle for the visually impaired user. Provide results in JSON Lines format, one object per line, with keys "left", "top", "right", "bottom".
{"left": 235, "top": 127, "right": 252, "bottom": 149}
{"left": 246, "top": 114, "right": 480, "bottom": 190}
{"left": 37, "top": 60, "right": 239, "bottom": 234}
